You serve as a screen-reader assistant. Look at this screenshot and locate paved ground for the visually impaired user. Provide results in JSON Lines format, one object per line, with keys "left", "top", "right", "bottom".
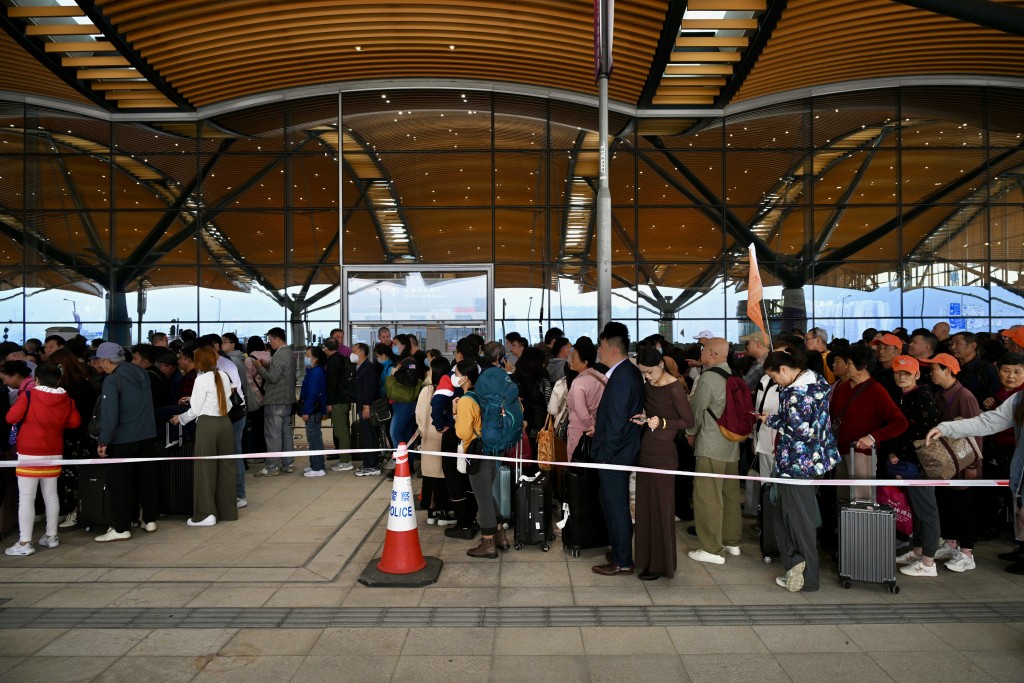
{"left": 1, "top": 454, "right": 1023, "bottom": 682}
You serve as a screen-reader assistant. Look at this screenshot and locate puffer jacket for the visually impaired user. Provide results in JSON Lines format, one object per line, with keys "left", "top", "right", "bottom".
{"left": 765, "top": 369, "right": 841, "bottom": 478}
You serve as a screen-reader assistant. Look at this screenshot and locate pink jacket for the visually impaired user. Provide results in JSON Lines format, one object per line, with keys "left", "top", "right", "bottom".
{"left": 566, "top": 368, "right": 607, "bottom": 460}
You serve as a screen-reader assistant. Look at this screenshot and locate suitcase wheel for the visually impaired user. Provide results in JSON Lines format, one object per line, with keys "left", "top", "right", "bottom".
{"left": 541, "top": 543, "right": 550, "bottom": 552}
{"left": 570, "top": 549, "right": 580, "bottom": 558}
{"left": 763, "top": 556, "right": 772, "bottom": 564}
{"left": 546, "top": 533, "right": 556, "bottom": 541}
{"left": 840, "top": 577, "right": 852, "bottom": 589}
{"left": 514, "top": 541, "right": 523, "bottom": 550}
{"left": 885, "top": 580, "right": 900, "bottom": 595}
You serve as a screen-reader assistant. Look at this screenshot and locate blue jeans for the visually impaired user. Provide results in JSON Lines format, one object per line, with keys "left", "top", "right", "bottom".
{"left": 233, "top": 414, "right": 246, "bottom": 498}
{"left": 598, "top": 468, "right": 633, "bottom": 568}
{"left": 390, "top": 401, "right": 417, "bottom": 450}
{"left": 305, "top": 412, "right": 325, "bottom": 471}
{"left": 263, "top": 403, "right": 295, "bottom": 471}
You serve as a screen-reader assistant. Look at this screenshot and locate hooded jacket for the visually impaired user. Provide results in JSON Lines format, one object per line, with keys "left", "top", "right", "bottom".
{"left": 98, "top": 361, "right": 157, "bottom": 445}
{"left": 7, "top": 385, "right": 81, "bottom": 458}
{"left": 765, "top": 370, "right": 841, "bottom": 478}
{"left": 430, "top": 373, "right": 455, "bottom": 432}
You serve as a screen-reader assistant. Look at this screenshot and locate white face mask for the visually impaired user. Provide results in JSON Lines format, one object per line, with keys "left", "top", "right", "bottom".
{"left": 453, "top": 375, "right": 465, "bottom": 387}
{"left": 350, "top": 353, "right": 359, "bottom": 363}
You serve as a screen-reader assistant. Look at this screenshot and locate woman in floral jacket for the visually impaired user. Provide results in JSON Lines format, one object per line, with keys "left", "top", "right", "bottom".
{"left": 758, "top": 348, "right": 840, "bottom": 593}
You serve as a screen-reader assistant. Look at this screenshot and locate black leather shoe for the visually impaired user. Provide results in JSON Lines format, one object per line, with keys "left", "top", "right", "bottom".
{"left": 1006, "top": 561, "right": 1024, "bottom": 575}
{"left": 444, "top": 524, "right": 479, "bottom": 540}
{"left": 592, "top": 562, "right": 635, "bottom": 576}
{"left": 997, "top": 548, "right": 1024, "bottom": 562}
{"left": 638, "top": 570, "right": 662, "bottom": 581}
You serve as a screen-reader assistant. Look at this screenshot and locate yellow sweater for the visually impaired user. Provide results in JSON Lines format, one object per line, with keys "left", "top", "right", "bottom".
{"left": 455, "top": 391, "right": 482, "bottom": 452}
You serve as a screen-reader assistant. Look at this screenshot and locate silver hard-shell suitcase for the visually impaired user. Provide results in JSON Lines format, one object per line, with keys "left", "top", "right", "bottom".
{"left": 838, "top": 445, "right": 899, "bottom": 594}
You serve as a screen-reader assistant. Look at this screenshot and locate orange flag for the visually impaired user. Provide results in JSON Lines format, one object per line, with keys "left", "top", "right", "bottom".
{"left": 746, "top": 243, "right": 770, "bottom": 346}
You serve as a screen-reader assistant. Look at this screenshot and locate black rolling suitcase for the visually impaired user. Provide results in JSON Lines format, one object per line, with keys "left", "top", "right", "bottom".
{"left": 158, "top": 423, "right": 194, "bottom": 516}
{"left": 759, "top": 483, "right": 780, "bottom": 563}
{"left": 838, "top": 445, "right": 899, "bottom": 594}
{"left": 560, "top": 466, "right": 608, "bottom": 557}
{"left": 78, "top": 464, "right": 116, "bottom": 532}
{"left": 514, "top": 469, "right": 552, "bottom": 551}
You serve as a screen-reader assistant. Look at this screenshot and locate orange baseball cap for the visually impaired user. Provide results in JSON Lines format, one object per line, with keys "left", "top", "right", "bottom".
{"left": 919, "top": 352, "right": 961, "bottom": 374}
{"left": 870, "top": 333, "right": 904, "bottom": 349}
{"left": 891, "top": 355, "right": 920, "bottom": 374}
{"left": 1000, "top": 328, "right": 1024, "bottom": 348}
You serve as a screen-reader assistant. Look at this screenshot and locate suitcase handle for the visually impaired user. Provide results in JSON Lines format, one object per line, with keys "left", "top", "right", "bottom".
{"left": 166, "top": 422, "right": 183, "bottom": 449}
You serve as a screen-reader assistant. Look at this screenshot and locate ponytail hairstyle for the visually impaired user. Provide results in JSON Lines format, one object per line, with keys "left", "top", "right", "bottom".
{"left": 193, "top": 346, "right": 227, "bottom": 416}
{"left": 763, "top": 346, "right": 808, "bottom": 374}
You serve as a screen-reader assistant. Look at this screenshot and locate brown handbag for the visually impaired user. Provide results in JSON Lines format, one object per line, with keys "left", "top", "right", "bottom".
{"left": 913, "top": 434, "right": 981, "bottom": 480}
{"left": 536, "top": 414, "right": 567, "bottom": 472}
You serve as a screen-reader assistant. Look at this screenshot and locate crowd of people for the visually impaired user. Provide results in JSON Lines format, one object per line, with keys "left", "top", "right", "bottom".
{"left": 2, "top": 321, "right": 1022, "bottom": 599}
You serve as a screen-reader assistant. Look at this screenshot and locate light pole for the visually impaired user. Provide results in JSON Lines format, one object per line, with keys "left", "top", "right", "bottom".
{"left": 840, "top": 294, "right": 852, "bottom": 340}
{"left": 209, "top": 296, "right": 223, "bottom": 333}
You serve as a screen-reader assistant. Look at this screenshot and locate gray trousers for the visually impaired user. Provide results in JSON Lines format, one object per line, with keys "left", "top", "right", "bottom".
{"left": 771, "top": 481, "right": 820, "bottom": 591}
{"left": 906, "top": 485, "right": 940, "bottom": 558}
{"left": 263, "top": 403, "right": 295, "bottom": 470}
{"left": 467, "top": 459, "right": 501, "bottom": 535}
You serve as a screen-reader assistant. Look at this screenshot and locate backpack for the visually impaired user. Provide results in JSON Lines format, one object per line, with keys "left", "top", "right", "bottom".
{"left": 338, "top": 354, "right": 356, "bottom": 403}
{"left": 704, "top": 366, "right": 756, "bottom": 442}
{"left": 394, "top": 358, "right": 421, "bottom": 387}
{"left": 473, "top": 367, "right": 524, "bottom": 454}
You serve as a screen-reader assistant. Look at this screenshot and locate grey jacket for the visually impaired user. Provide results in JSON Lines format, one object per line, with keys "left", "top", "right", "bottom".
{"left": 224, "top": 349, "right": 255, "bottom": 407}
{"left": 255, "top": 344, "right": 297, "bottom": 406}
{"left": 98, "top": 362, "right": 157, "bottom": 445}
{"left": 686, "top": 361, "right": 740, "bottom": 462}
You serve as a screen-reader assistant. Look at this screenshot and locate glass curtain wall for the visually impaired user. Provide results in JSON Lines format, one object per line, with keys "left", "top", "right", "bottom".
{"left": 0, "top": 86, "right": 1021, "bottom": 348}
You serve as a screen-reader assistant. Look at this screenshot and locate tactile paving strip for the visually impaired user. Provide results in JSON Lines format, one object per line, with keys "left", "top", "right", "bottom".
{"left": 1, "top": 602, "right": 1022, "bottom": 629}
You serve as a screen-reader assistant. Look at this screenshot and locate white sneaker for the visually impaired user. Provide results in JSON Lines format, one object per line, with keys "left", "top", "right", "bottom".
{"left": 187, "top": 515, "right": 217, "bottom": 527}
{"left": 895, "top": 550, "right": 922, "bottom": 566}
{"left": 5, "top": 541, "right": 35, "bottom": 556}
{"left": 900, "top": 560, "right": 938, "bottom": 577}
{"left": 933, "top": 542, "right": 958, "bottom": 562}
{"left": 143, "top": 522, "right": 157, "bottom": 533}
{"left": 58, "top": 510, "right": 78, "bottom": 528}
{"left": 37, "top": 535, "right": 59, "bottom": 549}
{"left": 944, "top": 551, "right": 976, "bottom": 573}
{"left": 785, "top": 561, "right": 806, "bottom": 592}
{"left": 331, "top": 461, "right": 355, "bottom": 472}
{"left": 95, "top": 528, "right": 131, "bottom": 543}
{"left": 304, "top": 469, "right": 326, "bottom": 478}
{"left": 775, "top": 575, "right": 788, "bottom": 589}
{"left": 236, "top": 498, "right": 248, "bottom": 508}
{"left": 688, "top": 549, "right": 725, "bottom": 565}
{"left": 303, "top": 466, "right": 313, "bottom": 473}
{"left": 723, "top": 545, "right": 741, "bottom": 556}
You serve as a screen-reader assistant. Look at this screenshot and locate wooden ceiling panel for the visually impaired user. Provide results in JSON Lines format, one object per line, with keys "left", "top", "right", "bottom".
{"left": 94, "top": 0, "right": 669, "bottom": 107}
{"left": 736, "top": 0, "right": 1024, "bottom": 103}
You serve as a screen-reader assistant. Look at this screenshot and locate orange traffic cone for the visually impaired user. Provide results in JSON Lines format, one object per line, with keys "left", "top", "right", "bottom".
{"left": 377, "top": 442, "right": 427, "bottom": 574}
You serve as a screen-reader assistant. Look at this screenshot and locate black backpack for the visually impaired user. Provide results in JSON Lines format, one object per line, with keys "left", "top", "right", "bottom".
{"left": 337, "top": 354, "right": 356, "bottom": 404}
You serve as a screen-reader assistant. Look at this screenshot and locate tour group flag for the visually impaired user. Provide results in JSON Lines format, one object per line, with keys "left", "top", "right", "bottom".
{"left": 746, "top": 243, "right": 770, "bottom": 346}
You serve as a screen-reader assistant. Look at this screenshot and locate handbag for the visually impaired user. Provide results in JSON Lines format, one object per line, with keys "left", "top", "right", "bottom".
{"left": 228, "top": 388, "right": 245, "bottom": 423}
{"left": 8, "top": 391, "right": 31, "bottom": 447}
{"left": 536, "top": 414, "right": 567, "bottom": 472}
{"left": 913, "top": 434, "right": 981, "bottom": 480}
{"left": 554, "top": 408, "right": 569, "bottom": 442}
{"left": 878, "top": 485, "right": 914, "bottom": 537}
{"left": 572, "top": 433, "right": 592, "bottom": 463}
{"left": 385, "top": 375, "right": 421, "bottom": 404}
{"left": 369, "top": 397, "right": 391, "bottom": 426}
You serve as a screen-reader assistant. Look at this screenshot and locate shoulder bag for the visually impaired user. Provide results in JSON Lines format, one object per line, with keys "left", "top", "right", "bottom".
{"left": 913, "top": 433, "right": 981, "bottom": 480}
{"left": 536, "top": 414, "right": 567, "bottom": 472}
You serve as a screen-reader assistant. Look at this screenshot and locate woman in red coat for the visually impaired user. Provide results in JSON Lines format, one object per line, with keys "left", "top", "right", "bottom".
{"left": 5, "top": 363, "right": 81, "bottom": 556}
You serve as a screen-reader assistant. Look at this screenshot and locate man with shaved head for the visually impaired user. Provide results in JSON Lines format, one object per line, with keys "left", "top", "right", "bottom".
{"left": 932, "top": 322, "right": 951, "bottom": 355}
{"left": 685, "top": 337, "right": 743, "bottom": 566}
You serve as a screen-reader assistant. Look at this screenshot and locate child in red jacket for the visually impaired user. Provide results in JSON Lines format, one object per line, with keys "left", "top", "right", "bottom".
{"left": 5, "top": 363, "right": 81, "bottom": 556}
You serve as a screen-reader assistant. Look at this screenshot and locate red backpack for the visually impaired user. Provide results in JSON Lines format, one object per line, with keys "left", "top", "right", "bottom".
{"left": 704, "top": 367, "right": 756, "bottom": 442}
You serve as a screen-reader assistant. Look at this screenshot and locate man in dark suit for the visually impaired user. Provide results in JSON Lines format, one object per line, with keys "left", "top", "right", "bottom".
{"left": 590, "top": 322, "right": 644, "bottom": 576}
